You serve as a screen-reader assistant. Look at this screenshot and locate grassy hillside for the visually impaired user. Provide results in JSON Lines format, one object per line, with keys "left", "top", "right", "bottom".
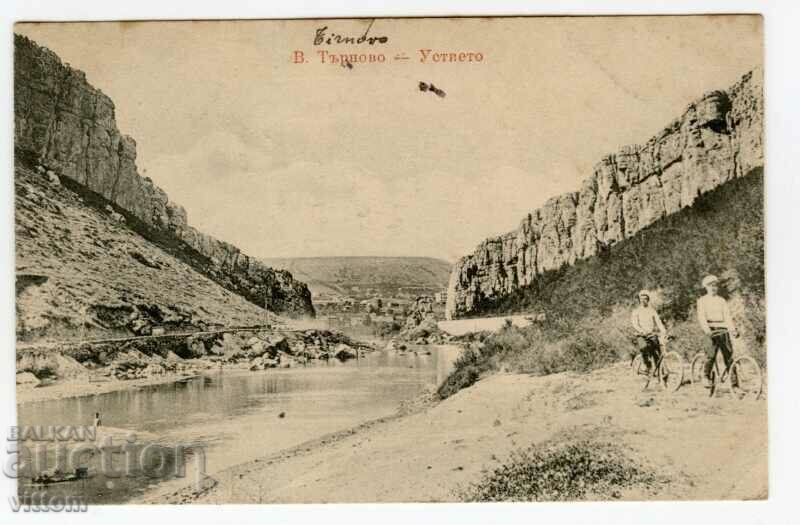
{"left": 15, "top": 166, "right": 273, "bottom": 342}
{"left": 440, "top": 169, "right": 765, "bottom": 398}
{"left": 261, "top": 256, "right": 452, "bottom": 297}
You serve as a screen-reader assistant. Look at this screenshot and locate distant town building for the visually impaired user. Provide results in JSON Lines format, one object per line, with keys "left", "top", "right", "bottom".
{"left": 349, "top": 316, "right": 369, "bottom": 327}
{"left": 370, "top": 314, "right": 395, "bottom": 324}
{"left": 324, "top": 316, "right": 347, "bottom": 329}
{"left": 434, "top": 289, "right": 448, "bottom": 304}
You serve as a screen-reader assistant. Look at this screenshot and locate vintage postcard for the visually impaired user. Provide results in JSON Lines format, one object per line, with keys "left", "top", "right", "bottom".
{"left": 12, "top": 16, "right": 764, "bottom": 506}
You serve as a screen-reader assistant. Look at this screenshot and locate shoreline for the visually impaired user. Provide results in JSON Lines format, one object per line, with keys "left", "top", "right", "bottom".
{"left": 135, "top": 385, "right": 439, "bottom": 504}
{"left": 16, "top": 370, "right": 207, "bottom": 405}
{"left": 16, "top": 341, "right": 457, "bottom": 406}
{"left": 139, "top": 363, "right": 767, "bottom": 504}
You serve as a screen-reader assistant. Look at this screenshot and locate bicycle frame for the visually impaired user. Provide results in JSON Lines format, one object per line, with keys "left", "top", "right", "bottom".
{"left": 708, "top": 328, "right": 734, "bottom": 383}
{"left": 633, "top": 334, "right": 684, "bottom": 391}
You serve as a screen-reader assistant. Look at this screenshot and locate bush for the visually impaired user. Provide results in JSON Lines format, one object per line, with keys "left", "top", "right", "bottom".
{"left": 437, "top": 364, "right": 481, "bottom": 399}
{"left": 559, "top": 332, "right": 619, "bottom": 373}
{"left": 460, "top": 439, "right": 659, "bottom": 501}
{"left": 372, "top": 320, "right": 402, "bottom": 338}
{"left": 439, "top": 323, "right": 624, "bottom": 398}
{"left": 437, "top": 347, "right": 490, "bottom": 399}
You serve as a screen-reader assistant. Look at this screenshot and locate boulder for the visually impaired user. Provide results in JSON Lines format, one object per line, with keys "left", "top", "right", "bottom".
{"left": 276, "top": 351, "right": 298, "bottom": 368}
{"left": 207, "top": 343, "right": 225, "bottom": 356}
{"left": 333, "top": 343, "right": 357, "bottom": 361}
{"left": 16, "top": 372, "right": 40, "bottom": 387}
{"left": 262, "top": 335, "right": 290, "bottom": 357}
{"left": 248, "top": 341, "right": 265, "bottom": 357}
{"left": 46, "top": 170, "right": 60, "bottom": 186}
{"left": 186, "top": 336, "right": 207, "bottom": 357}
{"left": 130, "top": 318, "right": 152, "bottom": 336}
{"left": 249, "top": 355, "right": 278, "bottom": 370}
{"left": 165, "top": 351, "right": 184, "bottom": 363}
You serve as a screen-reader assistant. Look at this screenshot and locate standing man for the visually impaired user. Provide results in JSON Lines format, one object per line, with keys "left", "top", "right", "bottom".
{"left": 631, "top": 290, "right": 666, "bottom": 375}
{"left": 697, "top": 275, "right": 739, "bottom": 387}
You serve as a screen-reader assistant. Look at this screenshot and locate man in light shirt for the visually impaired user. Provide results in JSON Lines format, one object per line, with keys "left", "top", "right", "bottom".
{"left": 697, "top": 274, "right": 739, "bottom": 387}
{"left": 631, "top": 290, "right": 666, "bottom": 375}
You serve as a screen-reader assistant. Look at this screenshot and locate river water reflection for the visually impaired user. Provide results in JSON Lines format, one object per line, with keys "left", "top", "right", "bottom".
{"left": 16, "top": 344, "right": 460, "bottom": 504}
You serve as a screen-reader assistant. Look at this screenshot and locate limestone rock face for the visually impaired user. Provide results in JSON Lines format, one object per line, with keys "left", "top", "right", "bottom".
{"left": 446, "top": 69, "right": 763, "bottom": 319}
{"left": 14, "top": 34, "right": 313, "bottom": 318}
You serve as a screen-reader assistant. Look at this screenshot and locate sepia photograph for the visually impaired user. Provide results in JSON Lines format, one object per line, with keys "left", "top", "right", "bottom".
{"left": 7, "top": 11, "right": 775, "bottom": 511}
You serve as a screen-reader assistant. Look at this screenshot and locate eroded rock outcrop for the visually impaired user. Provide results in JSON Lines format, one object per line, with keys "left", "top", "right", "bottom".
{"left": 446, "top": 69, "right": 763, "bottom": 319}
{"left": 14, "top": 34, "right": 314, "bottom": 318}
{"left": 16, "top": 329, "right": 374, "bottom": 382}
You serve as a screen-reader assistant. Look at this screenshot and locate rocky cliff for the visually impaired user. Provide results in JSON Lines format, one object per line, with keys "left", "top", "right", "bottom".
{"left": 14, "top": 34, "right": 314, "bottom": 318}
{"left": 446, "top": 69, "right": 763, "bottom": 319}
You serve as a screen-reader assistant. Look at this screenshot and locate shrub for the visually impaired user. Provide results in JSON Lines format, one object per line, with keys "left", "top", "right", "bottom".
{"left": 372, "top": 320, "right": 402, "bottom": 338}
{"left": 559, "top": 332, "right": 619, "bottom": 373}
{"left": 437, "top": 347, "right": 492, "bottom": 399}
{"left": 437, "top": 364, "right": 481, "bottom": 399}
{"left": 439, "top": 323, "right": 623, "bottom": 397}
{"left": 460, "top": 439, "right": 659, "bottom": 501}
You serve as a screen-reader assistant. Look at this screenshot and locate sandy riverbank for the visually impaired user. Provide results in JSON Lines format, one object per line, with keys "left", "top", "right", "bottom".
{"left": 16, "top": 371, "right": 207, "bottom": 405}
{"left": 143, "top": 362, "right": 767, "bottom": 503}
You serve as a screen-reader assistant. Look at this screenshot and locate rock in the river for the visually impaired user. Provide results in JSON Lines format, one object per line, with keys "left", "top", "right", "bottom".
{"left": 16, "top": 372, "right": 40, "bottom": 387}
{"left": 333, "top": 343, "right": 357, "bottom": 360}
{"left": 17, "top": 351, "right": 88, "bottom": 381}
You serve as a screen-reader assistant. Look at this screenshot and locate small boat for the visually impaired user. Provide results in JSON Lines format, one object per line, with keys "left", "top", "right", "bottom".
{"left": 32, "top": 467, "right": 90, "bottom": 485}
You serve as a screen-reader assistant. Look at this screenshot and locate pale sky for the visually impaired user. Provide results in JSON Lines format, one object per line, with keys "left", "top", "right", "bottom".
{"left": 16, "top": 17, "right": 762, "bottom": 262}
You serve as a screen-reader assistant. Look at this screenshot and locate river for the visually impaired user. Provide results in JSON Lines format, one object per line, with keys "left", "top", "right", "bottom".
{"left": 16, "top": 344, "right": 460, "bottom": 504}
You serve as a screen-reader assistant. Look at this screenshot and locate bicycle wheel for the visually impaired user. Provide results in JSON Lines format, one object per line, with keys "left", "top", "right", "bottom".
{"left": 659, "top": 351, "right": 685, "bottom": 392}
{"left": 730, "top": 356, "right": 763, "bottom": 400}
{"left": 690, "top": 352, "right": 707, "bottom": 385}
{"left": 631, "top": 353, "right": 645, "bottom": 377}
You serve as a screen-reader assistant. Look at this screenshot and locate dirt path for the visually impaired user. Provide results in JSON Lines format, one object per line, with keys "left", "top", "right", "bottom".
{"left": 145, "top": 363, "right": 767, "bottom": 503}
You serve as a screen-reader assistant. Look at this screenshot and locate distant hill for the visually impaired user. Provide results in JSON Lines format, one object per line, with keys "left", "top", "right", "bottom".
{"left": 260, "top": 257, "right": 453, "bottom": 298}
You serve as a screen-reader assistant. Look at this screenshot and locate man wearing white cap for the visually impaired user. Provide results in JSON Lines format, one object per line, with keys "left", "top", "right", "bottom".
{"left": 697, "top": 275, "right": 739, "bottom": 387}
{"left": 631, "top": 290, "right": 666, "bottom": 375}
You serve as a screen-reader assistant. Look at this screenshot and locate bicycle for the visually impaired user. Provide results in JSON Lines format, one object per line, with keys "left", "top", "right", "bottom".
{"left": 631, "top": 334, "right": 685, "bottom": 391}
{"left": 689, "top": 328, "right": 763, "bottom": 399}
